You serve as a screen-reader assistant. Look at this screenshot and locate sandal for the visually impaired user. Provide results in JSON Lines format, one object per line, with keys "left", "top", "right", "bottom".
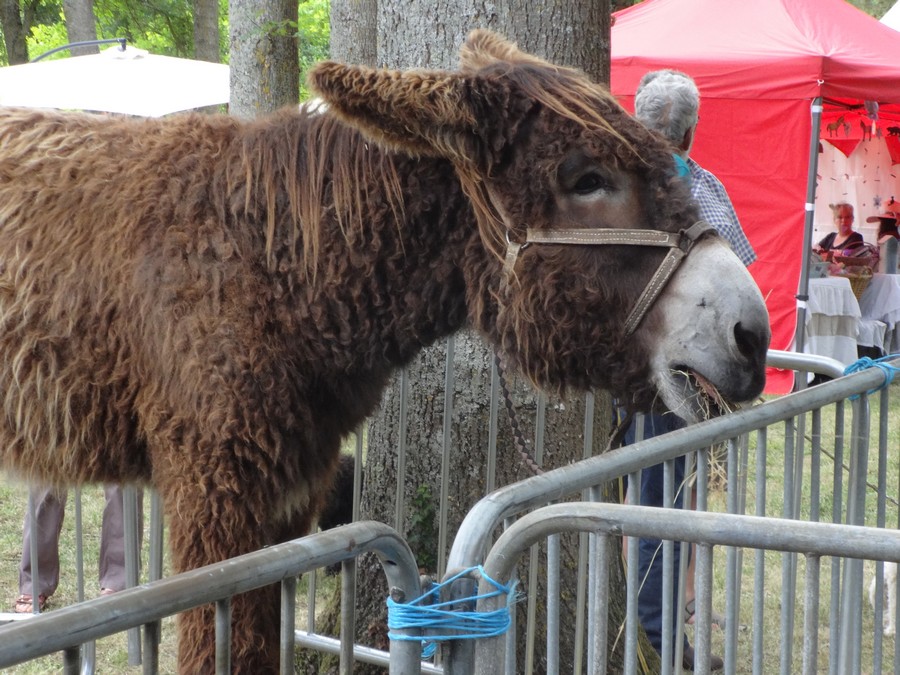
{"left": 685, "top": 598, "right": 726, "bottom": 629}
{"left": 14, "top": 593, "right": 47, "bottom": 613}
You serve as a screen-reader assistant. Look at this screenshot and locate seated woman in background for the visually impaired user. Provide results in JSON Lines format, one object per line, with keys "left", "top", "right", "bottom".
{"left": 868, "top": 208, "right": 899, "bottom": 245}
{"left": 814, "top": 202, "right": 865, "bottom": 258}
{"left": 869, "top": 206, "right": 899, "bottom": 274}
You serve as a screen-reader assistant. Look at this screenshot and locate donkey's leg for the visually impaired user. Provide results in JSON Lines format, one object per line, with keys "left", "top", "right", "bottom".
{"left": 161, "top": 463, "right": 307, "bottom": 674}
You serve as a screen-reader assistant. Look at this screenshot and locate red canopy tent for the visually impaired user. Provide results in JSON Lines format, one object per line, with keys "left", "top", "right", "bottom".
{"left": 611, "top": 0, "right": 900, "bottom": 393}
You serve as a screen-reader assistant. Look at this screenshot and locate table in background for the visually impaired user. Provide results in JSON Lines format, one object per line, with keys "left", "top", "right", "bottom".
{"left": 858, "top": 273, "right": 900, "bottom": 354}
{"left": 804, "top": 276, "right": 861, "bottom": 366}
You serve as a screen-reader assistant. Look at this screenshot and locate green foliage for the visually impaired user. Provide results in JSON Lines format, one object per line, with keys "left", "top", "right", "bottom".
{"left": 21, "top": 0, "right": 231, "bottom": 63}
{"left": 846, "top": 0, "right": 895, "bottom": 18}
{"left": 298, "top": 0, "right": 330, "bottom": 100}
{"left": 93, "top": 0, "right": 194, "bottom": 57}
{"left": 407, "top": 484, "right": 438, "bottom": 573}
{"left": 26, "top": 13, "right": 68, "bottom": 60}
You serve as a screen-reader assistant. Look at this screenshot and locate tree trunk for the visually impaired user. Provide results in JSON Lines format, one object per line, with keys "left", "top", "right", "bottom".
{"left": 193, "top": 0, "right": 220, "bottom": 62}
{"left": 62, "top": 0, "right": 98, "bottom": 56}
{"left": 498, "top": 1, "right": 610, "bottom": 83}
{"left": 330, "top": 0, "right": 376, "bottom": 67}
{"left": 0, "top": 0, "right": 28, "bottom": 64}
{"left": 228, "top": 0, "right": 299, "bottom": 118}
{"left": 298, "top": 2, "right": 659, "bottom": 673}
{"left": 355, "top": 332, "right": 631, "bottom": 674}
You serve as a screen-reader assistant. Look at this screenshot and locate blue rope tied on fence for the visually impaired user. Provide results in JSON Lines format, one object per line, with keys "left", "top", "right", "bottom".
{"left": 386, "top": 565, "right": 518, "bottom": 659}
{"left": 842, "top": 354, "right": 900, "bottom": 398}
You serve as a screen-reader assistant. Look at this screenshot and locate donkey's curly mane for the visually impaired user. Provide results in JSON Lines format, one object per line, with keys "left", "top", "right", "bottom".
{"left": 451, "top": 61, "right": 652, "bottom": 261}
{"left": 300, "top": 32, "right": 659, "bottom": 266}
{"left": 227, "top": 109, "right": 407, "bottom": 278}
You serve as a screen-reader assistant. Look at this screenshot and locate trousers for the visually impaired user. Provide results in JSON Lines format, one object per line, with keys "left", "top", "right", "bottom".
{"left": 624, "top": 412, "right": 689, "bottom": 655}
{"left": 19, "top": 485, "right": 143, "bottom": 597}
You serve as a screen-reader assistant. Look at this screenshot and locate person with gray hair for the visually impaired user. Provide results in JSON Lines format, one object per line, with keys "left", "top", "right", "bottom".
{"left": 635, "top": 69, "right": 755, "bottom": 266}
{"left": 634, "top": 69, "right": 701, "bottom": 147}
{"left": 618, "top": 69, "right": 759, "bottom": 672}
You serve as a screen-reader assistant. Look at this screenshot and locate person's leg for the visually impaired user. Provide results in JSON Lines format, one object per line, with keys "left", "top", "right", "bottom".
{"left": 633, "top": 463, "right": 679, "bottom": 653}
{"left": 99, "top": 485, "right": 143, "bottom": 593}
{"left": 633, "top": 457, "right": 687, "bottom": 653}
{"left": 624, "top": 414, "right": 688, "bottom": 656}
{"left": 625, "top": 413, "right": 722, "bottom": 669}
{"left": 19, "top": 486, "right": 67, "bottom": 603}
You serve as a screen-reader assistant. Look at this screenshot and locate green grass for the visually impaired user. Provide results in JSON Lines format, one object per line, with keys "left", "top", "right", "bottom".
{"left": 0, "top": 482, "right": 343, "bottom": 673}
{"left": 0, "top": 393, "right": 897, "bottom": 673}
{"left": 0, "top": 482, "right": 179, "bottom": 673}
{"left": 696, "top": 386, "right": 900, "bottom": 674}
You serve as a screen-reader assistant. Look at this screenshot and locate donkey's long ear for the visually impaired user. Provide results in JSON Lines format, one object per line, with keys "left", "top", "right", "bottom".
{"left": 459, "top": 29, "right": 549, "bottom": 72}
{"left": 308, "top": 61, "right": 486, "bottom": 164}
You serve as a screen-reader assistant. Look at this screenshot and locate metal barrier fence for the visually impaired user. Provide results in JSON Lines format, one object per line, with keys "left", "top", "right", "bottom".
{"left": 1, "top": 348, "right": 899, "bottom": 674}
{"left": 0, "top": 521, "right": 422, "bottom": 674}
{"left": 442, "top": 353, "right": 900, "bottom": 675}
{"left": 473, "top": 503, "right": 900, "bottom": 675}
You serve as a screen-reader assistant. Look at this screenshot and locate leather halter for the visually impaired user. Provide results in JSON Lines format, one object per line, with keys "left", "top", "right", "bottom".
{"left": 503, "top": 220, "right": 715, "bottom": 336}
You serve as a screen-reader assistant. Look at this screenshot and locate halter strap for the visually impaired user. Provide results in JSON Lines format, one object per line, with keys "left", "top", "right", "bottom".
{"left": 502, "top": 220, "right": 715, "bottom": 336}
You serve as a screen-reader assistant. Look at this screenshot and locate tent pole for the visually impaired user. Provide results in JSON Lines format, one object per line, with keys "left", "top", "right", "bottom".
{"left": 792, "top": 96, "right": 823, "bottom": 389}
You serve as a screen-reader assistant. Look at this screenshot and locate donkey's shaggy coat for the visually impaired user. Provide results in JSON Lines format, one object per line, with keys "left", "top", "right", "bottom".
{"left": 0, "top": 31, "right": 768, "bottom": 671}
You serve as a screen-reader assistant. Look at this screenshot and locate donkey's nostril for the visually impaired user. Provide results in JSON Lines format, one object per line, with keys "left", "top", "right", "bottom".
{"left": 734, "top": 320, "right": 768, "bottom": 362}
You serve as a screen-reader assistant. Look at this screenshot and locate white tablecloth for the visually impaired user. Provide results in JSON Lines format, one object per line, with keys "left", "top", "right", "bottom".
{"left": 858, "top": 273, "right": 900, "bottom": 353}
{"left": 804, "top": 277, "right": 861, "bottom": 365}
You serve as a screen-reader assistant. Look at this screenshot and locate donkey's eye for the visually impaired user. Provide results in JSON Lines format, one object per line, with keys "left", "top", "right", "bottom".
{"left": 572, "top": 172, "right": 609, "bottom": 195}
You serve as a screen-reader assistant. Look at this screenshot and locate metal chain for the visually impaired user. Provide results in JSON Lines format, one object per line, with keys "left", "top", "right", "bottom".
{"left": 494, "top": 350, "right": 639, "bottom": 475}
{"left": 493, "top": 351, "right": 544, "bottom": 476}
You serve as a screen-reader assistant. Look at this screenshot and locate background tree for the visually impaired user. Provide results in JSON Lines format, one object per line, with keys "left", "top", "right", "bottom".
{"left": 62, "top": 0, "right": 98, "bottom": 55}
{"left": 0, "top": 0, "right": 28, "bottom": 63}
{"left": 193, "top": 0, "right": 220, "bottom": 61}
{"left": 301, "top": 1, "right": 653, "bottom": 673}
{"left": 229, "top": 0, "right": 299, "bottom": 117}
{"left": 329, "top": 0, "right": 375, "bottom": 67}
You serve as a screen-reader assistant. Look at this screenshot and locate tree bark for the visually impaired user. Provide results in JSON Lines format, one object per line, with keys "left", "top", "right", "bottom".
{"left": 330, "top": 0, "right": 377, "bottom": 67}
{"left": 299, "top": 2, "right": 659, "bottom": 673}
{"left": 499, "top": 1, "right": 611, "bottom": 84}
{"left": 193, "top": 0, "right": 220, "bottom": 62}
{"left": 62, "top": 0, "right": 98, "bottom": 56}
{"left": 0, "top": 0, "right": 27, "bottom": 64}
{"left": 228, "top": 0, "right": 299, "bottom": 118}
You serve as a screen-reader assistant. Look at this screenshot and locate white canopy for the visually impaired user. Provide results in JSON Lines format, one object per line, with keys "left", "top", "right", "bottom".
{"left": 884, "top": 1, "right": 900, "bottom": 31}
{"left": 0, "top": 45, "right": 229, "bottom": 117}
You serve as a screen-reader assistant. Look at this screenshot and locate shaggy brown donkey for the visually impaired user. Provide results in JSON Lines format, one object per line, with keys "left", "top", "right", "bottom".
{"left": 0, "top": 31, "right": 769, "bottom": 672}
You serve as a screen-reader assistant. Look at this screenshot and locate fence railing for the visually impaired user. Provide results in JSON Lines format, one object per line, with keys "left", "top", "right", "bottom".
{"left": 441, "top": 354, "right": 898, "bottom": 674}
{"left": 2, "top": 349, "right": 899, "bottom": 675}
{"left": 472, "top": 503, "right": 900, "bottom": 675}
{"left": 0, "top": 521, "right": 422, "bottom": 674}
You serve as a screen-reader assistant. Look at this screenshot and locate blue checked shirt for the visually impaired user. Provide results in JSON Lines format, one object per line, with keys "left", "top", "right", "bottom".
{"left": 688, "top": 157, "right": 756, "bottom": 267}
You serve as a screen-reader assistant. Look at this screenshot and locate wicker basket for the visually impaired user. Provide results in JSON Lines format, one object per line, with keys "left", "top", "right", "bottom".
{"left": 833, "top": 243, "right": 879, "bottom": 272}
{"left": 834, "top": 254, "right": 877, "bottom": 268}
{"left": 845, "top": 269, "right": 873, "bottom": 301}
